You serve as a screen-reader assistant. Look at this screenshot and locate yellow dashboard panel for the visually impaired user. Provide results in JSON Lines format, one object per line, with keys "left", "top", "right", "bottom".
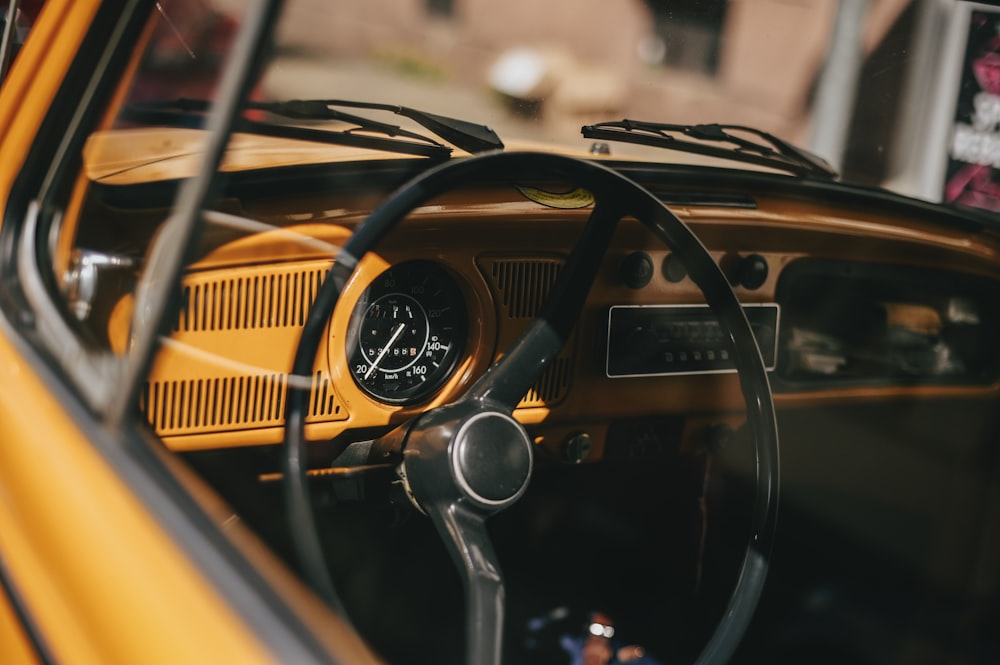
{"left": 93, "top": 184, "right": 1000, "bottom": 453}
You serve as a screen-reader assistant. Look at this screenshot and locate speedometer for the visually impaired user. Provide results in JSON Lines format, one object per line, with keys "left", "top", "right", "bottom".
{"left": 347, "top": 261, "right": 467, "bottom": 404}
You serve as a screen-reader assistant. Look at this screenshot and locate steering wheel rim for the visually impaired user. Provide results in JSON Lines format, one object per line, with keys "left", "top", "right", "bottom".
{"left": 282, "top": 151, "right": 779, "bottom": 665}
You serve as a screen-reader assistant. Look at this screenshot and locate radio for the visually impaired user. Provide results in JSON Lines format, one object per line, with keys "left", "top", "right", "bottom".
{"left": 605, "top": 304, "right": 779, "bottom": 377}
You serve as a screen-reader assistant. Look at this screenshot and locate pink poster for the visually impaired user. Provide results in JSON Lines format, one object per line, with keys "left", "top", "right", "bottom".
{"left": 946, "top": 8, "right": 1000, "bottom": 211}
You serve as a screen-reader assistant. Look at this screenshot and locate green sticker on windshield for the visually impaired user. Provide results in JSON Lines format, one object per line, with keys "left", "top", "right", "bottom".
{"left": 516, "top": 185, "right": 595, "bottom": 209}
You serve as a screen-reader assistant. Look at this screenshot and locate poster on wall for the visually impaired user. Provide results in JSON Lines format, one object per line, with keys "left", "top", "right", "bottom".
{"left": 946, "top": 6, "right": 1000, "bottom": 211}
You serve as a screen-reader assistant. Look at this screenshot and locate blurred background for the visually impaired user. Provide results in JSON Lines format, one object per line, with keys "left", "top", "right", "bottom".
{"left": 252, "top": 0, "right": 918, "bottom": 186}
{"left": 38, "top": 0, "right": 1000, "bottom": 210}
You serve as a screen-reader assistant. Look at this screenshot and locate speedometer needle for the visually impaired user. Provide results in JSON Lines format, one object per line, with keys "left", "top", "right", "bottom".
{"left": 364, "top": 323, "right": 408, "bottom": 380}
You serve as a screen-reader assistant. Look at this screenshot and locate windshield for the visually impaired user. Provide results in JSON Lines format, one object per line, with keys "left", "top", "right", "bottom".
{"left": 84, "top": 0, "right": 995, "bottom": 204}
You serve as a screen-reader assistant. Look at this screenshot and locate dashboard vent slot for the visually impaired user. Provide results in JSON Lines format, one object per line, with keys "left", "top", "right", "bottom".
{"left": 176, "top": 265, "right": 327, "bottom": 332}
{"left": 519, "top": 356, "right": 572, "bottom": 408}
{"left": 141, "top": 371, "right": 341, "bottom": 435}
{"left": 488, "top": 258, "right": 562, "bottom": 318}
{"left": 309, "top": 370, "right": 339, "bottom": 418}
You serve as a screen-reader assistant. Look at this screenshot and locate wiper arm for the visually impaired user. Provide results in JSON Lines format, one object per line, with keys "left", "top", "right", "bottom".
{"left": 250, "top": 99, "right": 505, "bottom": 154}
{"left": 122, "top": 100, "right": 451, "bottom": 158}
{"left": 581, "top": 120, "right": 837, "bottom": 179}
{"left": 123, "top": 98, "right": 451, "bottom": 159}
{"left": 123, "top": 97, "right": 503, "bottom": 158}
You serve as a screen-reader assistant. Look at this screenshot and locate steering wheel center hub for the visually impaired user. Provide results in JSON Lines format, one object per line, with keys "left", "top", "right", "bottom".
{"left": 452, "top": 411, "right": 533, "bottom": 507}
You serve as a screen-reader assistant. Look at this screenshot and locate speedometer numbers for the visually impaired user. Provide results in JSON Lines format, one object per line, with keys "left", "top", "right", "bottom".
{"left": 347, "top": 261, "right": 467, "bottom": 404}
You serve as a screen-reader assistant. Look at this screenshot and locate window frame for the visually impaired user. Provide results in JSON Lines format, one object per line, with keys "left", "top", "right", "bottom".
{"left": 0, "top": 1, "right": 350, "bottom": 662}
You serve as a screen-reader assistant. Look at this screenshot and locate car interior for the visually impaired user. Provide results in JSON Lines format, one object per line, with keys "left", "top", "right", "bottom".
{"left": 6, "top": 1, "right": 1000, "bottom": 664}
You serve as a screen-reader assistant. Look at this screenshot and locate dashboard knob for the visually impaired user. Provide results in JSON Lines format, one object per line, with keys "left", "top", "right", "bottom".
{"left": 620, "top": 252, "right": 653, "bottom": 289}
{"left": 562, "top": 432, "right": 592, "bottom": 464}
{"left": 662, "top": 253, "right": 687, "bottom": 283}
{"left": 736, "top": 253, "right": 769, "bottom": 290}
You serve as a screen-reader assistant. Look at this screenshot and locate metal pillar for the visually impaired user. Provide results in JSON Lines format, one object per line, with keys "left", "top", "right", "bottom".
{"left": 810, "top": 0, "right": 871, "bottom": 172}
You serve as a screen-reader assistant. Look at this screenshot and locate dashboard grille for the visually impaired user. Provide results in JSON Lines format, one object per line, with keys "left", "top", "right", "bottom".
{"left": 488, "top": 258, "right": 562, "bottom": 318}
{"left": 519, "top": 356, "right": 573, "bottom": 408}
{"left": 141, "top": 371, "right": 341, "bottom": 435}
{"left": 176, "top": 264, "right": 327, "bottom": 332}
{"left": 479, "top": 256, "right": 574, "bottom": 407}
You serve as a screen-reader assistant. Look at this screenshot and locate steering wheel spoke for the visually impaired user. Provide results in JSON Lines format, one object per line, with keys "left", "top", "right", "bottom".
{"left": 425, "top": 501, "right": 505, "bottom": 665}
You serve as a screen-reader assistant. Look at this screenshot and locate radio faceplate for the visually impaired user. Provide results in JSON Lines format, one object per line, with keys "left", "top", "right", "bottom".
{"left": 605, "top": 304, "right": 779, "bottom": 377}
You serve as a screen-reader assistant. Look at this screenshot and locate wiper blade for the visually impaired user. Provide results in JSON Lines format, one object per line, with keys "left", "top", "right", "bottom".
{"left": 581, "top": 120, "right": 837, "bottom": 180}
{"left": 123, "top": 98, "right": 451, "bottom": 159}
{"left": 123, "top": 97, "right": 503, "bottom": 158}
{"left": 132, "top": 111, "right": 450, "bottom": 159}
{"left": 250, "top": 99, "right": 505, "bottom": 154}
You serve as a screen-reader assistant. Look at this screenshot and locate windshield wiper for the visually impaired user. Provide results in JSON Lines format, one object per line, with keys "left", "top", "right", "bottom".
{"left": 581, "top": 120, "right": 837, "bottom": 180}
{"left": 122, "top": 98, "right": 503, "bottom": 158}
{"left": 249, "top": 99, "right": 504, "bottom": 154}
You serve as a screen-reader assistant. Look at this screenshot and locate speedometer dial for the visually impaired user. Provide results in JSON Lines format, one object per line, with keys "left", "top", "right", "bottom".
{"left": 347, "top": 261, "right": 467, "bottom": 404}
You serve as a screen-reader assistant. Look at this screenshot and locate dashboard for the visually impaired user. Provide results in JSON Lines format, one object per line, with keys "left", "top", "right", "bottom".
{"left": 65, "top": 160, "right": 1000, "bottom": 664}
{"left": 86, "top": 167, "right": 1000, "bottom": 463}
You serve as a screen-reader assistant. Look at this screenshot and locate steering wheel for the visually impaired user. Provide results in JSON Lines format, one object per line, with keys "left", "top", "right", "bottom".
{"left": 282, "top": 152, "right": 779, "bottom": 665}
